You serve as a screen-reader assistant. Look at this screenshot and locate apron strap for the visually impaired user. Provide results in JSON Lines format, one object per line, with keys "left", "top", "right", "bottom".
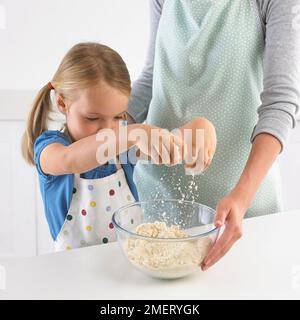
{"left": 115, "top": 156, "right": 122, "bottom": 170}
{"left": 74, "top": 173, "right": 81, "bottom": 180}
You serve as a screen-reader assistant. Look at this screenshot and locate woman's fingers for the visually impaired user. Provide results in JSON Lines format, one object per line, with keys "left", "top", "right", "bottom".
{"left": 201, "top": 205, "right": 243, "bottom": 270}
{"left": 201, "top": 222, "right": 243, "bottom": 270}
{"left": 201, "top": 226, "right": 236, "bottom": 270}
{"left": 214, "top": 201, "right": 228, "bottom": 227}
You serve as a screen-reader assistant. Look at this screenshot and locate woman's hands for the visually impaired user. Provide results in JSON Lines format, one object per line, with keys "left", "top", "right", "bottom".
{"left": 178, "top": 117, "right": 217, "bottom": 174}
{"left": 201, "top": 188, "right": 249, "bottom": 270}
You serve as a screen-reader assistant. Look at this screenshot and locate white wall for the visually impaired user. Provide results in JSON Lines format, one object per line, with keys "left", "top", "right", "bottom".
{"left": 0, "top": 0, "right": 150, "bottom": 256}
{"left": 0, "top": 0, "right": 150, "bottom": 90}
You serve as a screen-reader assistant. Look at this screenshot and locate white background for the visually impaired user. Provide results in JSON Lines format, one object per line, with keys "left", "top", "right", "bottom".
{"left": 0, "top": 0, "right": 299, "bottom": 257}
{"left": 0, "top": 0, "right": 149, "bottom": 89}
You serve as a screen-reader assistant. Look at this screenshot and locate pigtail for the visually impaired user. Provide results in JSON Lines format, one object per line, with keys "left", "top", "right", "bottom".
{"left": 21, "top": 83, "right": 53, "bottom": 165}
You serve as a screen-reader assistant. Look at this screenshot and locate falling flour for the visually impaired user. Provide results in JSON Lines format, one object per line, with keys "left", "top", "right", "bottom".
{"left": 123, "top": 221, "right": 212, "bottom": 279}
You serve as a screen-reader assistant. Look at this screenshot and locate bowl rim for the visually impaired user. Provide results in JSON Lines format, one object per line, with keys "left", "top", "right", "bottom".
{"left": 112, "top": 198, "right": 220, "bottom": 242}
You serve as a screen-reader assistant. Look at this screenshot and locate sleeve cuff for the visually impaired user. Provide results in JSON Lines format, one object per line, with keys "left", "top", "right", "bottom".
{"left": 250, "top": 107, "right": 297, "bottom": 153}
{"left": 127, "top": 99, "right": 148, "bottom": 124}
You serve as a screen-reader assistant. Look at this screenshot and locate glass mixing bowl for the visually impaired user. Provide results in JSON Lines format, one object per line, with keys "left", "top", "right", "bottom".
{"left": 112, "top": 199, "right": 220, "bottom": 279}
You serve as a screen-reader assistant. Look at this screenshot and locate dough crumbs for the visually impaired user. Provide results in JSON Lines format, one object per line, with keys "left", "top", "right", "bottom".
{"left": 123, "top": 221, "right": 212, "bottom": 279}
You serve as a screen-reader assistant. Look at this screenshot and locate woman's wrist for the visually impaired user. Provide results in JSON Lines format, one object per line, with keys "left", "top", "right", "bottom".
{"left": 230, "top": 182, "right": 254, "bottom": 214}
{"left": 230, "top": 133, "right": 282, "bottom": 214}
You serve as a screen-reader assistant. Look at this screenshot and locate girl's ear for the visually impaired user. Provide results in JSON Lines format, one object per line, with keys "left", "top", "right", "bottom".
{"left": 56, "top": 94, "right": 67, "bottom": 114}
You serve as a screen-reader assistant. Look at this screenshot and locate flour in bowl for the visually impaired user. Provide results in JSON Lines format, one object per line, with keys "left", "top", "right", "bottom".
{"left": 123, "top": 221, "right": 212, "bottom": 279}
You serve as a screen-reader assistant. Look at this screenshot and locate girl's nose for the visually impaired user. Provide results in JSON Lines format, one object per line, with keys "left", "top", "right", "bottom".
{"left": 101, "top": 119, "right": 115, "bottom": 130}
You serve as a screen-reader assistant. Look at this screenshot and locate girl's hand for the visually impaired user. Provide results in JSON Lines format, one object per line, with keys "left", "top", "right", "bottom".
{"left": 201, "top": 189, "right": 248, "bottom": 271}
{"left": 178, "top": 117, "right": 217, "bottom": 174}
{"left": 132, "top": 124, "right": 184, "bottom": 166}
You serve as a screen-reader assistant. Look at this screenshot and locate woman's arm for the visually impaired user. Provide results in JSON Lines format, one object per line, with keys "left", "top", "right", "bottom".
{"left": 230, "top": 134, "right": 281, "bottom": 210}
{"left": 127, "top": 0, "right": 164, "bottom": 123}
{"left": 202, "top": 0, "right": 300, "bottom": 271}
{"left": 251, "top": 0, "right": 300, "bottom": 151}
{"left": 202, "top": 133, "right": 281, "bottom": 270}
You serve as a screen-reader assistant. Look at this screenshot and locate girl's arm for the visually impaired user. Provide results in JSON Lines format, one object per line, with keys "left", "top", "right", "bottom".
{"left": 40, "top": 124, "right": 140, "bottom": 175}
{"left": 40, "top": 123, "right": 183, "bottom": 175}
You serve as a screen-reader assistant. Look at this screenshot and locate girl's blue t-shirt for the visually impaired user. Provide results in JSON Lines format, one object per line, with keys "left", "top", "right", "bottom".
{"left": 34, "top": 130, "right": 139, "bottom": 241}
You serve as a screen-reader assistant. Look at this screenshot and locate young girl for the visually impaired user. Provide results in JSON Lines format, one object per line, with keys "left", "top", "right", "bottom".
{"left": 22, "top": 42, "right": 216, "bottom": 252}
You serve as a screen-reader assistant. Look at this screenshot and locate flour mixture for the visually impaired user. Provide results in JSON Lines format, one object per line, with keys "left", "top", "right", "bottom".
{"left": 123, "top": 221, "right": 212, "bottom": 279}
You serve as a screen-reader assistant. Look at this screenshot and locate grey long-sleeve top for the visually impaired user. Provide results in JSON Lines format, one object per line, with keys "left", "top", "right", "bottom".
{"left": 128, "top": 0, "right": 300, "bottom": 151}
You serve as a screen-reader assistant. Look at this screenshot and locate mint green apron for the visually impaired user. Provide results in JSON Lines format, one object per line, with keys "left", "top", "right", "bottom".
{"left": 134, "top": 0, "right": 283, "bottom": 217}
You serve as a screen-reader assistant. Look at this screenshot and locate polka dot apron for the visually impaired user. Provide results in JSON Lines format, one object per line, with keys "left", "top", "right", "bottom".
{"left": 133, "top": 0, "right": 283, "bottom": 217}
{"left": 54, "top": 162, "right": 136, "bottom": 251}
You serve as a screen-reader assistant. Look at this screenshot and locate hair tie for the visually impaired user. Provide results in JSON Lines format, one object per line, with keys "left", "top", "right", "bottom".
{"left": 47, "top": 82, "right": 54, "bottom": 90}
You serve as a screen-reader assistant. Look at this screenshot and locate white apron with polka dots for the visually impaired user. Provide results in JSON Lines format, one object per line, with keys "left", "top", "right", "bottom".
{"left": 133, "top": 0, "right": 283, "bottom": 217}
{"left": 54, "top": 163, "right": 135, "bottom": 251}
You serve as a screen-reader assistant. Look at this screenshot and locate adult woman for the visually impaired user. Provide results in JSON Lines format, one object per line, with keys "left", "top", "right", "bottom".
{"left": 127, "top": 0, "right": 300, "bottom": 270}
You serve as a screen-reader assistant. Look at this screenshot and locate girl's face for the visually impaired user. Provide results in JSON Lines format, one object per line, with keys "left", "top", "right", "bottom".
{"left": 57, "top": 81, "right": 129, "bottom": 141}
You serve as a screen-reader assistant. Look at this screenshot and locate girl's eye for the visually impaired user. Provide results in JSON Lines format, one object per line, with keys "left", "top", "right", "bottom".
{"left": 86, "top": 117, "right": 99, "bottom": 121}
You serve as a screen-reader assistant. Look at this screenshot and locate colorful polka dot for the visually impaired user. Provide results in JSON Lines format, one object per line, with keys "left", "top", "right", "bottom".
{"left": 72, "top": 187, "right": 77, "bottom": 194}
{"left": 86, "top": 225, "right": 93, "bottom": 231}
{"left": 81, "top": 209, "right": 87, "bottom": 216}
{"left": 88, "top": 185, "right": 93, "bottom": 191}
{"left": 80, "top": 240, "right": 87, "bottom": 246}
{"left": 67, "top": 214, "right": 73, "bottom": 221}
{"left": 131, "top": 218, "right": 134, "bottom": 225}
{"left": 90, "top": 201, "right": 96, "bottom": 207}
{"left": 66, "top": 245, "right": 72, "bottom": 250}
{"left": 103, "top": 237, "right": 108, "bottom": 244}
{"left": 63, "top": 230, "right": 69, "bottom": 236}
{"left": 109, "top": 222, "right": 114, "bottom": 229}
{"left": 127, "top": 195, "right": 131, "bottom": 201}
{"left": 109, "top": 189, "right": 115, "bottom": 196}
{"left": 118, "top": 181, "right": 121, "bottom": 187}
{"left": 106, "top": 206, "right": 111, "bottom": 212}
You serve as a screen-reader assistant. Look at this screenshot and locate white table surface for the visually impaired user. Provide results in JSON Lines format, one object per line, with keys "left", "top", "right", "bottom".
{"left": 0, "top": 210, "right": 300, "bottom": 300}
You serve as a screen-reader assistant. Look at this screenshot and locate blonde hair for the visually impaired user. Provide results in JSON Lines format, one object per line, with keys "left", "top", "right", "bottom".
{"left": 21, "top": 42, "right": 131, "bottom": 165}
